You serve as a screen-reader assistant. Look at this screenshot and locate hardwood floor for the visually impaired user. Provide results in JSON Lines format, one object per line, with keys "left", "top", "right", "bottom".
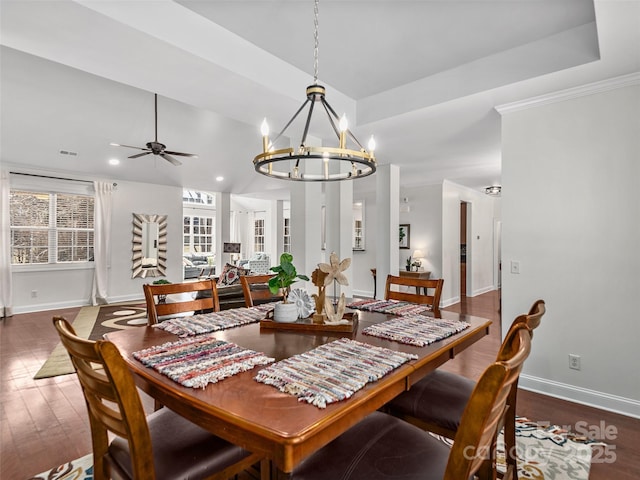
{"left": 1, "top": 291, "right": 638, "bottom": 479}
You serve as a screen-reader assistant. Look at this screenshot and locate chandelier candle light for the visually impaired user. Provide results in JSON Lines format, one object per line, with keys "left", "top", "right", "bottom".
{"left": 254, "top": 0, "right": 377, "bottom": 182}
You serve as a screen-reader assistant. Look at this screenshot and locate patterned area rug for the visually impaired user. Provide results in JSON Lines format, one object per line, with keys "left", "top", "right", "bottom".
{"left": 30, "top": 453, "right": 93, "bottom": 480}
{"left": 433, "top": 417, "right": 597, "bottom": 480}
{"left": 32, "top": 418, "right": 595, "bottom": 480}
{"left": 33, "top": 303, "right": 146, "bottom": 379}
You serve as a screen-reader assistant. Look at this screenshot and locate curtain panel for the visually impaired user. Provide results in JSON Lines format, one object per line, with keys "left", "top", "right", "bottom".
{"left": 91, "top": 181, "right": 114, "bottom": 305}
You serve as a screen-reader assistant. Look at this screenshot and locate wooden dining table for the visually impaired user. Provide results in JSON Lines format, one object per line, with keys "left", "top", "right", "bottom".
{"left": 106, "top": 307, "right": 491, "bottom": 479}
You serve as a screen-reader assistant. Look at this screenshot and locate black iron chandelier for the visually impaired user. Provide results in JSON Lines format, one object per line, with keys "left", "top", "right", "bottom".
{"left": 253, "top": 0, "right": 377, "bottom": 182}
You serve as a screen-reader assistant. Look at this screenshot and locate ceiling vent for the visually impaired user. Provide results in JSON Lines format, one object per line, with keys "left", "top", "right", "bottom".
{"left": 59, "top": 150, "right": 78, "bottom": 156}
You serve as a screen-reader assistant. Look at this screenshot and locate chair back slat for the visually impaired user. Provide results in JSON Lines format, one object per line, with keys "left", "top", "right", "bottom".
{"left": 143, "top": 279, "right": 220, "bottom": 325}
{"left": 444, "top": 324, "right": 532, "bottom": 480}
{"left": 240, "top": 274, "right": 283, "bottom": 307}
{"left": 384, "top": 275, "right": 444, "bottom": 316}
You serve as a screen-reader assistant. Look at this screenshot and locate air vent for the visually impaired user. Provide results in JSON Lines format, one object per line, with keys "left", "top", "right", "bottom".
{"left": 59, "top": 150, "right": 78, "bottom": 156}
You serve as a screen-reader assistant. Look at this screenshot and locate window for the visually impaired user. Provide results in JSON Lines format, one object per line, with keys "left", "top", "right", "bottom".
{"left": 283, "top": 217, "right": 291, "bottom": 253}
{"left": 254, "top": 218, "right": 265, "bottom": 252}
{"left": 183, "top": 215, "right": 214, "bottom": 254}
{"left": 10, "top": 190, "right": 94, "bottom": 264}
{"left": 182, "top": 190, "right": 214, "bottom": 206}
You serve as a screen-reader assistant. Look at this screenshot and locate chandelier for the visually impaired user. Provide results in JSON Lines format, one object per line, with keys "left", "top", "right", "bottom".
{"left": 253, "top": 0, "right": 377, "bottom": 182}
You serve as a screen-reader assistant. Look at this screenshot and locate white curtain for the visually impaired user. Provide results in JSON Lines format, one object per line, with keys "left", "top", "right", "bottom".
{"left": 0, "top": 170, "right": 13, "bottom": 317}
{"left": 91, "top": 181, "right": 114, "bottom": 305}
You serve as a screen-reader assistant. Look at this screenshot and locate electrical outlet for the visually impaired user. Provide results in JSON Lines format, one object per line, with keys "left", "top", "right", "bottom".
{"left": 569, "top": 354, "right": 581, "bottom": 370}
{"left": 31, "top": 290, "right": 38, "bottom": 298}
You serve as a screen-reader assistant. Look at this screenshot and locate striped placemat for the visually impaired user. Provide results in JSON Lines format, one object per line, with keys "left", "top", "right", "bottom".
{"left": 133, "top": 333, "right": 274, "bottom": 388}
{"left": 254, "top": 338, "right": 418, "bottom": 408}
{"left": 153, "top": 304, "right": 275, "bottom": 337}
{"left": 362, "top": 315, "right": 470, "bottom": 346}
{"left": 347, "top": 298, "right": 433, "bottom": 316}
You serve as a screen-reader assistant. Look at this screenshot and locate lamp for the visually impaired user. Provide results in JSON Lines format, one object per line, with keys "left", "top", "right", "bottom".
{"left": 412, "top": 249, "right": 424, "bottom": 271}
{"left": 485, "top": 185, "right": 502, "bottom": 196}
{"left": 223, "top": 242, "right": 241, "bottom": 264}
{"left": 253, "top": 0, "right": 377, "bottom": 182}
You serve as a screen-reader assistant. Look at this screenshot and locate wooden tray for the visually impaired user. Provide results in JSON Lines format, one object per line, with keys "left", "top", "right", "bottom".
{"left": 260, "top": 312, "right": 358, "bottom": 333}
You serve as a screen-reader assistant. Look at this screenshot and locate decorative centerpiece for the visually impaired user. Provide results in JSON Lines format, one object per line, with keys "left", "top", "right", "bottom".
{"left": 268, "top": 253, "right": 310, "bottom": 323}
{"left": 310, "top": 268, "right": 329, "bottom": 323}
{"left": 318, "top": 252, "right": 351, "bottom": 324}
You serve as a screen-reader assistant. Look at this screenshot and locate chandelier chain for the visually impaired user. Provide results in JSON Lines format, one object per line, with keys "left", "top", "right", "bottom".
{"left": 313, "top": 0, "right": 319, "bottom": 84}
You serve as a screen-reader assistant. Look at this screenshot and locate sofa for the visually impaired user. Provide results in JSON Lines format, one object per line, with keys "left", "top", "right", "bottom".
{"left": 238, "top": 252, "right": 271, "bottom": 275}
{"left": 183, "top": 254, "right": 215, "bottom": 279}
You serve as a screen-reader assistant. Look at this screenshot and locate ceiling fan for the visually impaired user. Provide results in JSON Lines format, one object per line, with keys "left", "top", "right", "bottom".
{"left": 110, "top": 93, "right": 197, "bottom": 166}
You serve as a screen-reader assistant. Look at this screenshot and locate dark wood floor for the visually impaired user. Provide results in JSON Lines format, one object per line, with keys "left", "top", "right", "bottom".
{"left": 1, "top": 291, "right": 638, "bottom": 479}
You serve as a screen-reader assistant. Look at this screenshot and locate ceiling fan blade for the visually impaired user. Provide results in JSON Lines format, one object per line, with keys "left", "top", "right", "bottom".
{"left": 111, "top": 142, "right": 147, "bottom": 151}
{"left": 164, "top": 150, "right": 198, "bottom": 158}
{"left": 161, "top": 153, "right": 182, "bottom": 166}
{"left": 128, "top": 151, "right": 151, "bottom": 159}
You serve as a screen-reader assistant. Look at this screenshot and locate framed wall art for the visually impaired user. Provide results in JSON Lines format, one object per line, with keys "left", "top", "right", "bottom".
{"left": 399, "top": 224, "right": 410, "bottom": 249}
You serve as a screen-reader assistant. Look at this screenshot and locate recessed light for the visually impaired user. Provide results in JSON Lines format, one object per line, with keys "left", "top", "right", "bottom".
{"left": 216, "top": 176, "right": 224, "bottom": 182}
{"left": 109, "top": 158, "right": 120, "bottom": 166}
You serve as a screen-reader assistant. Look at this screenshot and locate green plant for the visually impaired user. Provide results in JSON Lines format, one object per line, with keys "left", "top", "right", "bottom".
{"left": 268, "top": 253, "right": 309, "bottom": 303}
{"left": 152, "top": 279, "right": 171, "bottom": 285}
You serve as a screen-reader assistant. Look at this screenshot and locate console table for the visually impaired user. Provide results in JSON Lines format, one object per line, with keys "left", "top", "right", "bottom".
{"left": 370, "top": 269, "right": 431, "bottom": 298}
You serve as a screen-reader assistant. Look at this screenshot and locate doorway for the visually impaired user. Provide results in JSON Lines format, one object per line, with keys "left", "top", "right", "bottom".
{"left": 460, "top": 202, "right": 468, "bottom": 297}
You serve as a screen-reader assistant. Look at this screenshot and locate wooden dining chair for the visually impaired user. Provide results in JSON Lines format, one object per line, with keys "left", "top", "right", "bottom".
{"left": 52, "top": 316, "right": 264, "bottom": 480}
{"left": 384, "top": 274, "right": 444, "bottom": 316}
{"left": 143, "top": 279, "right": 220, "bottom": 325}
{"left": 240, "top": 274, "right": 283, "bottom": 307}
{"left": 385, "top": 299, "right": 546, "bottom": 480}
{"left": 290, "top": 324, "right": 533, "bottom": 480}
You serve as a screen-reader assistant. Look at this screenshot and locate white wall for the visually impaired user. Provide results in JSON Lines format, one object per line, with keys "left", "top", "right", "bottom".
{"left": 11, "top": 178, "right": 184, "bottom": 312}
{"left": 350, "top": 182, "right": 497, "bottom": 301}
{"left": 501, "top": 81, "right": 640, "bottom": 417}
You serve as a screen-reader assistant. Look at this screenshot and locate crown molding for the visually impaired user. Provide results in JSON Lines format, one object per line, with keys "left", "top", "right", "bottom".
{"left": 495, "top": 72, "right": 640, "bottom": 115}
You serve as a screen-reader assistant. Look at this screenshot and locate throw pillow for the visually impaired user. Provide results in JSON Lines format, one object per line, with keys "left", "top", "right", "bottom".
{"left": 217, "top": 263, "right": 249, "bottom": 286}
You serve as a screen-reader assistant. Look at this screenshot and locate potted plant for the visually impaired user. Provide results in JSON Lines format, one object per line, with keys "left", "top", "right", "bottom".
{"left": 268, "top": 253, "right": 309, "bottom": 322}
{"left": 152, "top": 279, "right": 171, "bottom": 303}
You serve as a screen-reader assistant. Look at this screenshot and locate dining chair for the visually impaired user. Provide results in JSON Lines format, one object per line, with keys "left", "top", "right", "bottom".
{"left": 52, "top": 316, "right": 265, "bottom": 480}
{"left": 384, "top": 274, "right": 444, "bottom": 316}
{"left": 290, "top": 323, "right": 533, "bottom": 480}
{"left": 240, "top": 274, "right": 283, "bottom": 307}
{"left": 143, "top": 279, "right": 220, "bottom": 325}
{"left": 385, "top": 299, "right": 546, "bottom": 480}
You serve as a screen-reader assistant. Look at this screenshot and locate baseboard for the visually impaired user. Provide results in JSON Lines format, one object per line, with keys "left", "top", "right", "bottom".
{"left": 441, "top": 296, "right": 460, "bottom": 307}
{"left": 520, "top": 373, "right": 640, "bottom": 419}
{"left": 472, "top": 285, "right": 495, "bottom": 296}
{"left": 107, "top": 294, "right": 145, "bottom": 304}
{"left": 352, "top": 289, "right": 373, "bottom": 299}
{"left": 12, "top": 294, "right": 146, "bottom": 314}
{"left": 12, "top": 300, "right": 90, "bottom": 315}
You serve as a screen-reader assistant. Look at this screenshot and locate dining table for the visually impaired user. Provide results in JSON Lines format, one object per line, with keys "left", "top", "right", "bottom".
{"left": 105, "top": 305, "right": 491, "bottom": 480}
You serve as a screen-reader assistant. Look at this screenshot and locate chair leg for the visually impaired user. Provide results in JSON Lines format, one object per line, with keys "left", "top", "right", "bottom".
{"left": 503, "top": 387, "right": 519, "bottom": 480}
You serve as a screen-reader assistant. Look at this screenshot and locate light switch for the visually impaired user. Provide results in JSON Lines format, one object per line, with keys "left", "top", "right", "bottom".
{"left": 510, "top": 261, "right": 520, "bottom": 274}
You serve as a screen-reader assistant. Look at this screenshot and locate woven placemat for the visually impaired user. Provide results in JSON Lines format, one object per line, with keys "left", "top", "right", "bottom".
{"left": 347, "top": 298, "right": 433, "bottom": 316}
{"left": 153, "top": 304, "right": 274, "bottom": 337}
{"left": 362, "top": 315, "right": 470, "bottom": 346}
{"left": 133, "top": 333, "right": 274, "bottom": 388}
{"left": 254, "top": 338, "right": 417, "bottom": 408}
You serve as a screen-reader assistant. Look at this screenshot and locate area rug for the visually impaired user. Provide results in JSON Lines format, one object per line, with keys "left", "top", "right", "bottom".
{"left": 32, "top": 418, "right": 596, "bottom": 480}
{"left": 33, "top": 303, "right": 146, "bottom": 379}
{"left": 434, "top": 416, "right": 597, "bottom": 480}
{"left": 29, "top": 453, "right": 93, "bottom": 480}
